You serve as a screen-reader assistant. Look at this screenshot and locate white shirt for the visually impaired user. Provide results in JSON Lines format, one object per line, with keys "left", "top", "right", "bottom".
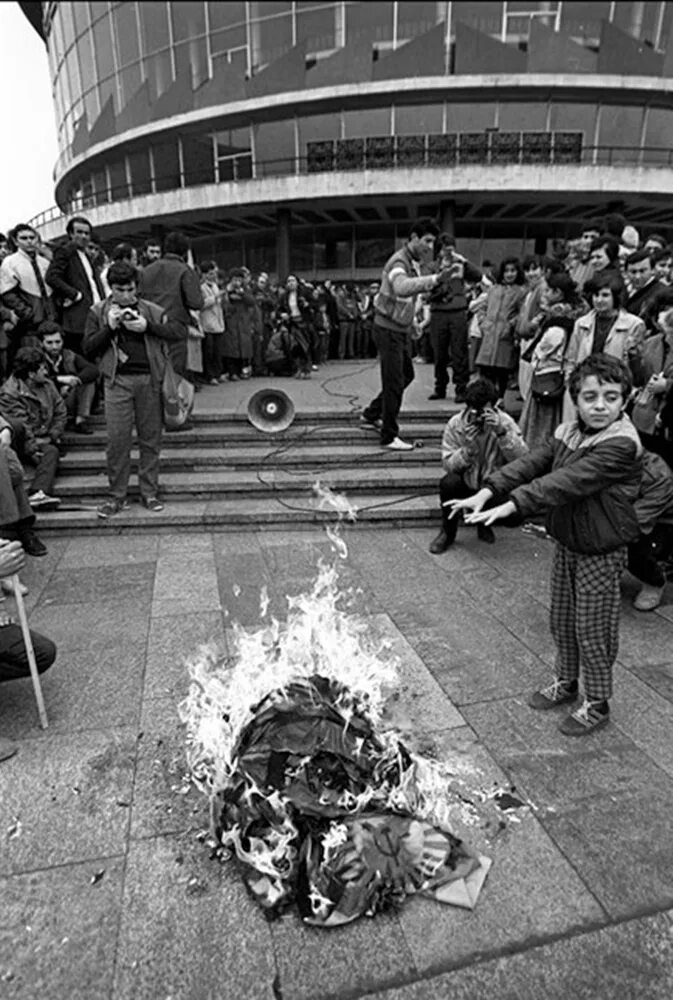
{"left": 77, "top": 249, "right": 102, "bottom": 304}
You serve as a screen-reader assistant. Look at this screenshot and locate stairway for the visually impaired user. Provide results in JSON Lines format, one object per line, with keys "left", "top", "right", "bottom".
{"left": 38, "top": 406, "right": 459, "bottom": 534}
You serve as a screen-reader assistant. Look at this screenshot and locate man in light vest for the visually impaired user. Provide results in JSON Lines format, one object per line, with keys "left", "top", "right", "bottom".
{"left": 361, "top": 218, "right": 449, "bottom": 450}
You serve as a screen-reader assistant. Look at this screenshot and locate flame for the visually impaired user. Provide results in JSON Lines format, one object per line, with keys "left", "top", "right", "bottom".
{"left": 313, "top": 480, "right": 359, "bottom": 522}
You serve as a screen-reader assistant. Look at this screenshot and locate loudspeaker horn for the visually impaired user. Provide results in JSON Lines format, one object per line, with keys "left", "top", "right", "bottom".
{"left": 246, "top": 388, "right": 296, "bottom": 434}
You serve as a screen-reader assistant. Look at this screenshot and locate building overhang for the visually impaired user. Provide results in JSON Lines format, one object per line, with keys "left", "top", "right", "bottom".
{"left": 54, "top": 72, "right": 673, "bottom": 195}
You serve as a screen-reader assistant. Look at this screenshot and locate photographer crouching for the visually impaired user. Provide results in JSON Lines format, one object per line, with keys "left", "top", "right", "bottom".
{"left": 429, "top": 377, "right": 528, "bottom": 553}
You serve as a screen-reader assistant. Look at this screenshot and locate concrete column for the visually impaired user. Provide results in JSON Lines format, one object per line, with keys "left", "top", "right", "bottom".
{"left": 438, "top": 199, "right": 455, "bottom": 237}
{"left": 276, "top": 208, "right": 291, "bottom": 280}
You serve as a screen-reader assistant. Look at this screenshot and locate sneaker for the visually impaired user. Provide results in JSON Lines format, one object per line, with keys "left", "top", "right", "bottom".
{"left": 0, "top": 737, "right": 18, "bottom": 763}
{"left": 209, "top": 378, "right": 220, "bottom": 386}
{"left": 217, "top": 374, "right": 228, "bottom": 384}
{"left": 559, "top": 699, "right": 610, "bottom": 736}
{"left": 528, "top": 678, "right": 578, "bottom": 710}
{"left": 28, "top": 490, "right": 61, "bottom": 511}
{"left": 383, "top": 437, "right": 414, "bottom": 451}
{"left": 18, "top": 528, "right": 47, "bottom": 557}
{"left": 142, "top": 497, "right": 164, "bottom": 512}
{"left": 97, "top": 498, "right": 129, "bottom": 519}
{"left": 360, "top": 416, "right": 382, "bottom": 430}
{"left": 633, "top": 584, "right": 664, "bottom": 612}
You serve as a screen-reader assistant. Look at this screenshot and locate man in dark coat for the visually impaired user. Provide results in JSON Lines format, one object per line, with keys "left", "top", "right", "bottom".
{"left": 138, "top": 231, "right": 203, "bottom": 377}
{"left": 45, "top": 217, "right": 105, "bottom": 354}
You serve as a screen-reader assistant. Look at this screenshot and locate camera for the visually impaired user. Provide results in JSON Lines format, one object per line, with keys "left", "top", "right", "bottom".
{"left": 121, "top": 308, "right": 139, "bottom": 322}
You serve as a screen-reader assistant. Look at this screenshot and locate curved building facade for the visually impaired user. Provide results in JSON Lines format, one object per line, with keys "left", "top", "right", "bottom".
{"left": 22, "top": 1, "right": 673, "bottom": 277}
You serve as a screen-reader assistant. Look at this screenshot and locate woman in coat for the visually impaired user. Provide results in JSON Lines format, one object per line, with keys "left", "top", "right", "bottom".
{"left": 222, "top": 268, "right": 255, "bottom": 380}
{"left": 562, "top": 272, "right": 645, "bottom": 421}
{"left": 475, "top": 257, "right": 526, "bottom": 397}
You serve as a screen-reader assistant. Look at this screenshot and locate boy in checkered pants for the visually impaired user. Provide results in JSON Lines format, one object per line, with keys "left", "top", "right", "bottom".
{"left": 446, "top": 354, "right": 643, "bottom": 736}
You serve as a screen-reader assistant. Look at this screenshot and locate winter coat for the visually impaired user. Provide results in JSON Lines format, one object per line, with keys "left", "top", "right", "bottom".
{"left": 139, "top": 255, "right": 203, "bottom": 332}
{"left": 82, "top": 297, "right": 181, "bottom": 388}
{"left": 565, "top": 308, "right": 645, "bottom": 376}
{"left": 629, "top": 333, "right": 673, "bottom": 436}
{"left": 475, "top": 284, "right": 526, "bottom": 370}
{"left": 0, "top": 250, "right": 54, "bottom": 332}
{"left": 222, "top": 290, "right": 256, "bottom": 360}
{"left": 485, "top": 413, "right": 643, "bottom": 554}
{"left": 441, "top": 409, "right": 528, "bottom": 491}
{"left": 199, "top": 280, "right": 225, "bottom": 334}
{"left": 0, "top": 375, "right": 67, "bottom": 450}
{"left": 634, "top": 450, "right": 673, "bottom": 534}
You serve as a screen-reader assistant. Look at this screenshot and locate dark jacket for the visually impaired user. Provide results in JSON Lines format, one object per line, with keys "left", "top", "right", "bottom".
{"left": 485, "top": 414, "right": 643, "bottom": 554}
{"left": 0, "top": 375, "right": 68, "bottom": 450}
{"left": 45, "top": 348, "right": 99, "bottom": 386}
{"left": 428, "top": 258, "right": 482, "bottom": 312}
{"left": 82, "top": 297, "right": 181, "bottom": 388}
{"left": 222, "top": 289, "right": 256, "bottom": 359}
{"left": 634, "top": 451, "right": 673, "bottom": 535}
{"left": 45, "top": 241, "right": 104, "bottom": 334}
{"left": 626, "top": 278, "right": 665, "bottom": 323}
{"left": 138, "top": 255, "right": 203, "bottom": 331}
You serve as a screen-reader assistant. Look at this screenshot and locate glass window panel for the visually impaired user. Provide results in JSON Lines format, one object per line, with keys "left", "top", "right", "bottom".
{"left": 613, "top": 1, "right": 660, "bottom": 42}
{"left": 171, "top": 1, "right": 206, "bottom": 42}
{"left": 559, "top": 2, "right": 610, "bottom": 41}
{"left": 397, "top": 2, "right": 440, "bottom": 40}
{"left": 497, "top": 102, "right": 547, "bottom": 130}
{"left": 174, "top": 38, "right": 209, "bottom": 89}
{"left": 254, "top": 120, "right": 296, "bottom": 176}
{"left": 144, "top": 51, "right": 173, "bottom": 100}
{"left": 90, "top": 2, "right": 109, "bottom": 23}
{"left": 119, "top": 62, "right": 143, "bottom": 106}
{"left": 644, "top": 108, "right": 673, "bottom": 163}
{"left": 597, "top": 105, "right": 644, "bottom": 164}
{"left": 77, "top": 29, "right": 96, "bottom": 96}
{"left": 84, "top": 86, "right": 99, "bottom": 127}
{"left": 395, "top": 103, "right": 443, "bottom": 135}
{"left": 250, "top": 11, "right": 293, "bottom": 68}
{"left": 451, "top": 2, "right": 503, "bottom": 35}
{"left": 128, "top": 149, "right": 152, "bottom": 194}
{"left": 299, "top": 112, "right": 338, "bottom": 148}
{"left": 210, "top": 25, "right": 247, "bottom": 54}
{"left": 51, "top": 12, "right": 65, "bottom": 64}
{"left": 208, "top": 1, "right": 246, "bottom": 31}
{"left": 60, "top": 4, "right": 76, "bottom": 50}
{"left": 115, "top": 2, "right": 141, "bottom": 66}
{"left": 73, "top": 2, "right": 92, "bottom": 35}
{"left": 92, "top": 167, "right": 109, "bottom": 204}
{"left": 214, "top": 128, "right": 251, "bottom": 157}
{"left": 109, "top": 159, "right": 129, "bottom": 199}
{"left": 345, "top": 1, "right": 394, "bottom": 45}
{"left": 65, "top": 45, "right": 82, "bottom": 104}
{"left": 296, "top": 3, "right": 336, "bottom": 51}
{"left": 152, "top": 140, "right": 181, "bottom": 191}
{"left": 446, "top": 101, "right": 497, "bottom": 131}
{"left": 343, "top": 107, "right": 391, "bottom": 137}
{"left": 229, "top": 48, "right": 248, "bottom": 74}
{"left": 93, "top": 13, "right": 115, "bottom": 82}
{"left": 355, "top": 228, "right": 396, "bottom": 268}
{"left": 253, "top": 2, "right": 292, "bottom": 16}
{"left": 98, "top": 75, "right": 115, "bottom": 112}
{"left": 549, "top": 102, "right": 596, "bottom": 162}
{"left": 182, "top": 134, "right": 215, "bottom": 186}
{"left": 139, "top": 1, "right": 170, "bottom": 55}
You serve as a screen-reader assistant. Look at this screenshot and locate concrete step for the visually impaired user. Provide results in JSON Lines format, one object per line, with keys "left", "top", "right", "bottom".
{"left": 36, "top": 491, "right": 441, "bottom": 535}
{"left": 49, "top": 465, "right": 441, "bottom": 501}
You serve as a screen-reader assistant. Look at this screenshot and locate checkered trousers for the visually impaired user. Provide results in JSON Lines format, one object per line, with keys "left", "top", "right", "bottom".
{"left": 549, "top": 542, "right": 627, "bottom": 702}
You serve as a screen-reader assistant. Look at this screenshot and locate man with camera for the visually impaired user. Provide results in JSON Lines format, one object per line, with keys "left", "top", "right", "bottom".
{"left": 83, "top": 261, "right": 181, "bottom": 518}
{"left": 429, "top": 376, "right": 528, "bottom": 553}
{"left": 428, "top": 234, "right": 482, "bottom": 403}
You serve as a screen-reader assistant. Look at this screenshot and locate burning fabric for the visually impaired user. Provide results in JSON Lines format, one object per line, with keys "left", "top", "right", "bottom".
{"left": 181, "top": 562, "right": 492, "bottom": 927}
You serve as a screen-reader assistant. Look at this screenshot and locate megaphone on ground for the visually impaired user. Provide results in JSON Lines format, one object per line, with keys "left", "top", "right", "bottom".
{"left": 247, "top": 388, "right": 296, "bottom": 433}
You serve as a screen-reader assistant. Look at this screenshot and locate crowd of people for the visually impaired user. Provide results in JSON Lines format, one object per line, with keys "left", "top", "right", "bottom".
{"left": 1, "top": 209, "right": 673, "bottom": 751}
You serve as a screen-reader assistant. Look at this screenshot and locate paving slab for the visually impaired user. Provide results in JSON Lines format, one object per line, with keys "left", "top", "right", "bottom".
{"left": 0, "top": 857, "right": 124, "bottom": 1000}
{"left": 28, "top": 598, "right": 150, "bottom": 651}
{"left": 364, "top": 909, "right": 673, "bottom": 1000}
{"left": 143, "top": 610, "right": 227, "bottom": 701}
{"left": 58, "top": 535, "right": 160, "bottom": 568}
{"left": 0, "top": 640, "right": 145, "bottom": 739}
{"left": 0, "top": 728, "right": 135, "bottom": 875}
{"left": 38, "top": 562, "right": 157, "bottom": 608}
{"left": 610, "top": 662, "right": 673, "bottom": 779}
{"left": 112, "top": 832, "right": 277, "bottom": 1000}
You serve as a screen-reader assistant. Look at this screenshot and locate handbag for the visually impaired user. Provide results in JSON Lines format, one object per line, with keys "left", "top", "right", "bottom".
{"left": 531, "top": 369, "right": 565, "bottom": 401}
{"left": 161, "top": 353, "right": 195, "bottom": 429}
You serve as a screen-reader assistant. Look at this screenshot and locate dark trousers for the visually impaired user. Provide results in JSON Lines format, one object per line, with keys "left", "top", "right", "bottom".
{"left": 429, "top": 310, "right": 469, "bottom": 396}
{"left": 104, "top": 373, "right": 162, "bottom": 500}
{"left": 168, "top": 335, "right": 188, "bottom": 378}
{"left": 338, "top": 321, "right": 356, "bottom": 359}
{"left": 203, "top": 332, "right": 223, "bottom": 380}
{"left": 363, "top": 324, "right": 415, "bottom": 445}
{"left": 0, "top": 624, "right": 56, "bottom": 684}
{"left": 628, "top": 524, "right": 673, "bottom": 587}
{"left": 478, "top": 365, "right": 510, "bottom": 398}
{"left": 640, "top": 431, "right": 673, "bottom": 471}
{"left": 21, "top": 443, "right": 60, "bottom": 495}
{"left": 438, "top": 471, "right": 519, "bottom": 543}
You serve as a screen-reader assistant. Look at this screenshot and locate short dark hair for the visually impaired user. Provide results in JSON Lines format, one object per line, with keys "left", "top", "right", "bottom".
{"left": 496, "top": 257, "right": 524, "bottom": 284}
{"left": 9, "top": 223, "right": 38, "bottom": 242}
{"left": 37, "top": 321, "right": 63, "bottom": 339}
{"left": 200, "top": 260, "right": 217, "bottom": 273}
{"left": 546, "top": 272, "right": 580, "bottom": 304}
{"left": 580, "top": 220, "right": 602, "bottom": 237}
{"left": 464, "top": 377, "right": 498, "bottom": 409}
{"left": 229, "top": 267, "right": 246, "bottom": 280}
{"left": 568, "top": 353, "right": 632, "bottom": 403}
{"left": 590, "top": 271, "right": 625, "bottom": 308}
{"left": 603, "top": 213, "right": 626, "bottom": 238}
{"left": 144, "top": 238, "right": 161, "bottom": 250}
{"left": 645, "top": 233, "right": 667, "bottom": 249}
{"left": 437, "top": 232, "right": 456, "bottom": 250}
{"left": 626, "top": 248, "right": 654, "bottom": 268}
{"left": 107, "top": 261, "right": 138, "bottom": 286}
{"left": 522, "top": 254, "right": 541, "bottom": 270}
{"left": 163, "top": 231, "right": 190, "bottom": 257}
{"left": 409, "top": 217, "right": 439, "bottom": 240}
{"left": 110, "top": 242, "right": 135, "bottom": 262}
{"left": 652, "top": 247, "right": 673, "bottom": 264}
{"left": 66, "top": 216, "right": 92, "bottom": 236}
{"left": 13, "top": 346, "right": 46, "bottom": 380}
{"left": 590, "top": 236, "right": 620, "bottom": 265}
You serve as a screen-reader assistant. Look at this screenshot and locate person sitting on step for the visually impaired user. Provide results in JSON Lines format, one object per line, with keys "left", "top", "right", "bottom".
{"left": 429, "top": 376, "right": 528, "bottom": 553}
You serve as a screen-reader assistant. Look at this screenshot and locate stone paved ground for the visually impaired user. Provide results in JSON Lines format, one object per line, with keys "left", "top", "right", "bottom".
{"left": 1, "top": 525, "right": 673, "bottom": 1000}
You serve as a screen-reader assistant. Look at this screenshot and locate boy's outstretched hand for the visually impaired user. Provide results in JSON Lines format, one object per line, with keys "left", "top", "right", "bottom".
{"left": 443, "top": 487, "right": 493, "bottom": 519}
{"left": 466, "top": 500, "right": 517, "bottom": 526}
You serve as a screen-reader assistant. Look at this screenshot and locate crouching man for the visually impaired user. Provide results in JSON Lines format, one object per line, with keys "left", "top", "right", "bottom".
{"left": 429, "top": 377, "right": 528, "bottom": 553}
{"left": 0, "top": 538, "right": 56, "bottom": 761}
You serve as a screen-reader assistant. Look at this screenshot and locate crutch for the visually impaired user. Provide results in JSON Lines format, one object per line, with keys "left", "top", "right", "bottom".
{"left": 11, "top": 574, "right": 48, "bottom": 729}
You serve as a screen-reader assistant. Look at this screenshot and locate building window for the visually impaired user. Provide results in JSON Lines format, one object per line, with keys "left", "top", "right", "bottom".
{"left": 295, "top": 2, "right": 337, "bottom": 52}
{"left": 214, "top": 128, "right": 252, "bottom": 181}
{"left": 559, "top": 1, "right": 611, "bottom": 42}
{"left": 450, "top": 1, "right": 503, "bottom": 36}
{"left": 108, "top": 159, "right": 130, "bottom": 200}
{"left": 128, "top": 149, "right": 153, "bottom": 195}
{"left": 144, "top": 50, "right": 173, "bottom": 101}
{"left": 394, "top": 103, "right": 443, "bottom": 135}
{"left": 182, "top": 134, "right": 216, "bottom": 186}
{"left": 208, "top": 1, "right": 246, "bottom": 55}
{"left": 152, "top": 140, "right": 181, "bottom": 191}
{"left": 345, "top": 1, "right": 394, "bottom": 46}
{"left": 254, "top": 120, "right": 296, "bottom": 177}
{"left": 114, "top": 2, "right": 141, "bottom": 69}
{"left": 396, "top": 2, "right": 441, "bottom": 41}
{"left": 138, "top": 2, "right": 171, "bottom": 55}
{"left": 343, "top": 107, "right": 391, "bottom": 138}
{"left": 249, "top": 3, "right": 294, "bottom": 70}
